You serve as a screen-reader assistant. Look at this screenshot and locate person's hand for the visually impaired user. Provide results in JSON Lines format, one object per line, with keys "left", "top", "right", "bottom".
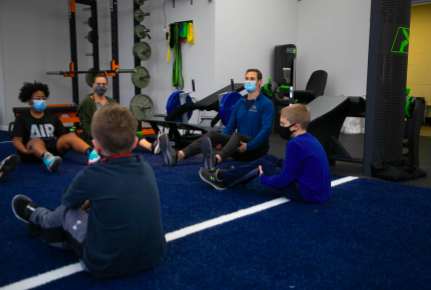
{"left": 237, "top": 141, "right": 247, "bottom": 153}
{"left": 81, "top": 200, "right": 91, "bottom": 212}
{"left": 259, "top": 165, "right": 264, "bottom": 176}
{"left": 215, "top": 144, "right": 222, "bottom": 150}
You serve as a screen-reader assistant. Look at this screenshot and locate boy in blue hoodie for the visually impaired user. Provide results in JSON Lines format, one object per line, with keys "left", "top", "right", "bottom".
{"left": 199, "top": 104, "right": 331, "bottom": 203}
{"left": 160, "top": 69, "right": 274, "bottom": 168}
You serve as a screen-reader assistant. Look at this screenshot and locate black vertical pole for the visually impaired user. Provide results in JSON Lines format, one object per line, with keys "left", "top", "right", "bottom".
{"left": 133, "top": 0, "right": 142, "bottom": 131}
{"left": 91, "top": 0, "right": 100, "bottom": 72}
{"left": 133, "top": 0, "right": 141, "bottom": 97}
{"left": 363, "top": 0, "right": 412, "bottom": 176}
{"left": 111, "top": 0, "right": 120, "bottom": 102}
{"left": 68, "top": 0, "right": 79, "bottom": 104}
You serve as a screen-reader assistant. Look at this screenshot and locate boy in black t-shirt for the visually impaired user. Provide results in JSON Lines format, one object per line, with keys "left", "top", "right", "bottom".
{"left": 12, "top": 103, "right": 166, "bottom": 279}
{"left": 11, "top": 81, "right": 100, "bottom": 172}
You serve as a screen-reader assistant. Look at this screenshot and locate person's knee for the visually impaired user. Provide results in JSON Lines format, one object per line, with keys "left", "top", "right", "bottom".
{"left": 28, "top": 137, "right": 42, "bottom": 144}
{"left": 27, "top": 137, "right": 43, "bottom": 147}
{"left": 230, "top": 131, "right": 242, "bottom": 143}
{"left": 231, "top": 131, "right": 241, "bottom": 138}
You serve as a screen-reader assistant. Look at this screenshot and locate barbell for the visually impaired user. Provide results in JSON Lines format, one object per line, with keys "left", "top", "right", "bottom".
{"left": 47, "top": 66, "right": 151, "bottom": 89}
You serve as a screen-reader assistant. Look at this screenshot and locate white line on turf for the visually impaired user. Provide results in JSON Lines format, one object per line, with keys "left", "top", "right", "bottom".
{"left": 166, "top": 197, "right": 289, "bottom": 242}
{"left": 0, "top": 176, "right": 358, "bottom": 290}
{"left": 0, "top": 263, "right": 83, "bottom": 290}
{"left": 0, "top": 141, "right": 12, "bottom": 144}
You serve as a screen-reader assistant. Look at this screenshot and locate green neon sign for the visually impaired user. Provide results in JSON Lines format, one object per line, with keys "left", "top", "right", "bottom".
{"left": 391, "top": 27, "right": 410, "bottom": 54}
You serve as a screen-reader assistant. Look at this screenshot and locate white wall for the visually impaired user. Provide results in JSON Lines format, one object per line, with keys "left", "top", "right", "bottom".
{"left": 297, "top": 0, "right": 371, "bottom": 97}
{"left": 0, "top": 0, "right": 373, "bottom": 130}
{"left": 0, "top": 0, "right": 94, "bottom": 130}
{"left": 214, "top": 0, "right": 298, "bottom": 88}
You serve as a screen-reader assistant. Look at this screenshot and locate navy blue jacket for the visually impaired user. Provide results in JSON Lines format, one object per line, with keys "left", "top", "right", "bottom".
{"left": 260, "top": 133, "right": 331, "bottom": 203}
{"left": 62, "top": 155, "right": 166, "bottom": 279}
{"left": 222, "top": 93, "right": 274, "bottom": 151}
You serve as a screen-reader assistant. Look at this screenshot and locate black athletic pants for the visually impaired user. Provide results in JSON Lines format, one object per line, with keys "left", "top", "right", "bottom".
{"left": 182, "top": 130, "right": 268, "bottom": 162}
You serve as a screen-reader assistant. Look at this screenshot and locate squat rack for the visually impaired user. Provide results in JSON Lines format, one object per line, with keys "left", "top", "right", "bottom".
{"left": 48, "top": 0, "right": 136, "bottom": 104}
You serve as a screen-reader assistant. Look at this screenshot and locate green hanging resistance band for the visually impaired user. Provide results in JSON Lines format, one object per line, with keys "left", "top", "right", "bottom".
{"left": 172, "top": 24, "right": 184, "bottom": 89}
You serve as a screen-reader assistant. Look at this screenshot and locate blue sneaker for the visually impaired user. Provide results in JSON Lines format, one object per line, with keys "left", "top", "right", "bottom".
{"left": 88, "top": 149, "right": 100, "bottom": 164}
{"left": 43, "top": 153, "right": 62, "bottom": 172}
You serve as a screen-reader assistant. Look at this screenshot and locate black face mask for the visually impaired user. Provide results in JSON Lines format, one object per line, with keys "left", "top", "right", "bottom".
{"left": 279, "top": 123, "right": 297, "bottom": 140}
{"left": 94, "top": 86, "right": 107, "bottom": 96}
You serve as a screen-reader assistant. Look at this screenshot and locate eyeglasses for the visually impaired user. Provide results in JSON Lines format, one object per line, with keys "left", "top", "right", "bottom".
{"left": 31, "top": 97, "right": 48, "bottom": 101}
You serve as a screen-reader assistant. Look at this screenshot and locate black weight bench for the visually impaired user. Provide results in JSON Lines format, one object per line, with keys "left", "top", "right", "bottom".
{"left": 307, "top": 96, "right": 424, "bottom": 168}
{"left": 307, "top": 96, "right": 352, "bottom": 160}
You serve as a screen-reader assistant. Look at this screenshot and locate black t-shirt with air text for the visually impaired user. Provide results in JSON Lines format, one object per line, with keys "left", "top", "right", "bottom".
{"left": 12, "top": 110, "right": 68, "bottom": 144}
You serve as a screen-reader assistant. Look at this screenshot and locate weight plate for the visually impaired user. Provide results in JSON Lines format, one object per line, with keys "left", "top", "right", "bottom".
{"left": 85, "top": 68, "right": 95, "bottom": 88}
{"left": 130, "top": 94, "right": 154, "bottom": 120}
{"left": 219, "top": 91, "right": 242, "bottom": 125}
{"left": 88, "top": 17, "right": 92, "bottom": 28}
{"left": 87, "top": 31, "right": 93, "bottom": 43}
{"left": 134, "top": 25, "right": 147, "bottom": 39}
{"left": 134, "top": 9, "right": 145, "bottom": 22}
{"left": 133, "top": 42, "right": 151, "bottom": 61}
{"left": 131, "top": 66, "right": 150, "bottom": 88}
{"left": 166, "top": 91, "right": 193, "bottom": 122}
{"left": 135, "top": 0, "right": 144, "bottom": 6}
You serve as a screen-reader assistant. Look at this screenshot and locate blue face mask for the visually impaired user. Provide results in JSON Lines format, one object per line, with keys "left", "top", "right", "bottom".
{"left": 244, "top": 81, "right": 257, "bottom": 93}
{"left": 33, "top": 100, "right": 47, "bottom": 112}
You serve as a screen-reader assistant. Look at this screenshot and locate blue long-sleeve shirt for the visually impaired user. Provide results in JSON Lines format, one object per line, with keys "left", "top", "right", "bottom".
{"left": 222, "top": 93, "right": 274, "bottom": 151}
{"left": 260, "top": 133, "right": 331, "bottom": 202}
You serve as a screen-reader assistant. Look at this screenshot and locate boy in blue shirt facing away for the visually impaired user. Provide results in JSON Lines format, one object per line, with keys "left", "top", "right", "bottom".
{"left": 199, "top": 104, "right": 331, "bottom": 203}
{"left": 12, "top": 103, "right": 166, "bottom": 279}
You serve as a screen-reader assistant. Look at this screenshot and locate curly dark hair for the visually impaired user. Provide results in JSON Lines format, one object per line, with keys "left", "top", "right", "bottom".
{"left": 18, "top": 81, "right": 50, "bottom": 102}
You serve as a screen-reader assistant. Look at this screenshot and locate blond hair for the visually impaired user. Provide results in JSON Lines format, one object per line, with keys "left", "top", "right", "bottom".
{"left": 280, "top": 104, "right": 310, "bottom": 130}
{"left": 92, "top": 103, "right": 137, "bottom": 155}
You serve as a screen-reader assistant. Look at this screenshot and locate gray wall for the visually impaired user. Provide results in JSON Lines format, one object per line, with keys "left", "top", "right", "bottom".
{"left": 297, "top": 0, "right": 371, "bottom": 96}
{"left": 214, "top": 0, "right": 298, "bottom": 89}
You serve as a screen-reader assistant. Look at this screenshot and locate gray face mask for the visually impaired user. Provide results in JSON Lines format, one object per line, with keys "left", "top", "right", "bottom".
{"left": 94, "top": 86, "right": 107, "bottom": 96}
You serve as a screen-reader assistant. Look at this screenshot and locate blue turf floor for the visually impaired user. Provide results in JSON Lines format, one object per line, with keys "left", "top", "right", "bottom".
{"left": 1, "top": 131, "right": 431, "bottom": 289}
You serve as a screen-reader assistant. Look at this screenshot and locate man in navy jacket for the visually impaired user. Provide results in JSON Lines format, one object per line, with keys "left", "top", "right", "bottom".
{"left": 160, "top": 69, "right": 274, "bottom": 169}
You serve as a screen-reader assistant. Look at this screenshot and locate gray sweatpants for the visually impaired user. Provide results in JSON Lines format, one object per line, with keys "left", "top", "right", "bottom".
{"left": 29, "top": 205, "right": 88, "bottom": 266}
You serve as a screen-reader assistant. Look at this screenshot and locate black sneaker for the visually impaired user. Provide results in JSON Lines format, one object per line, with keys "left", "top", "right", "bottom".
{"left": 0, "top": 154, "right": 20, "bottom": 180}
{"left": 201, "top": 138, "right": 218, "bottom": 170}
{"left": 199, "top": 167, "right": 227, "bottom": 190}
{"left": 12, "top": 195, "right": 38, "bottom": 224}
{"left": 160, "top": 133, "right": 178, "bottom": 166}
